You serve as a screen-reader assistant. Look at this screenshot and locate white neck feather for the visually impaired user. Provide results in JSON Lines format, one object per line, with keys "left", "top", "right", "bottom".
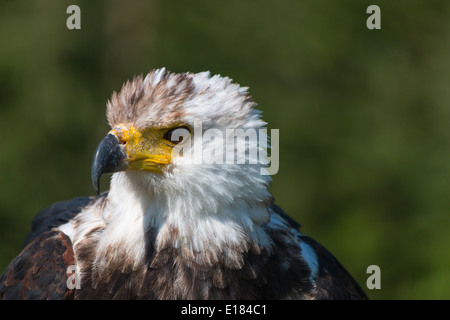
{"left": 65, "top": 68, "right": 278, "bottom": 269}
{"left": 88, "top": 166, "right": 273, "bottom": 269}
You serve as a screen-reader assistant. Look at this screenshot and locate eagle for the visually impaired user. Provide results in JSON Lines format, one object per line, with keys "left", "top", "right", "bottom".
{"left": 0, "top": 68, "right": 367, "bottom": 300}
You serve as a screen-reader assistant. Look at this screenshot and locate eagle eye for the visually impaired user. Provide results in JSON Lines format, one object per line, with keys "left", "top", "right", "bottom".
{"left": 163, "top": 126, "right": 190, "bottom": 145}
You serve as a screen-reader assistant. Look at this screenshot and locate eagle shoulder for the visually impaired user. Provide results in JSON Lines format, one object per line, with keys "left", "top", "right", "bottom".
{"left": 268, "top": 205, "right": 368, "bottom": 300}
{"left": 298, "top": 235, "right": 368, "bottom": 300}
{"left": 22, "top": 194, "right": 105, "bottom": 247}
{"left": 0, "top": 230, "right": 75, "bottom": 300}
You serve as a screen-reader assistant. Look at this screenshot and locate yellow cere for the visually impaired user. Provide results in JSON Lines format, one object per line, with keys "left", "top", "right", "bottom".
{"left": 110, "top": 124, "right": 173, "bottom": 173}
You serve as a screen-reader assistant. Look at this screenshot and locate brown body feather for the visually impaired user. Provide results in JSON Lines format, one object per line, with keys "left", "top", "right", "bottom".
{"left": 0, "top": 230, "right": 75, "bottom": 300}
{"left": 0, "top": 197, "right": 367, "bottom": 300}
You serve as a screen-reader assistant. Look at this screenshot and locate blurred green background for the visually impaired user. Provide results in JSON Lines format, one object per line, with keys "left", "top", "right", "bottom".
{"left": 1, "top": 0, "right": 449, "bottom": 299}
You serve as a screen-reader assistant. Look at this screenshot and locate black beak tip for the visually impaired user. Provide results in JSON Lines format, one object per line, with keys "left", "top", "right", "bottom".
{"left": 92, "top": 171, "right": 101, "bottom": 195}
{"left": 91, "top": 133, "right": 126, "bottom": 195}
{"left": 91, "top": 147, "right": 104, "bottom": 195}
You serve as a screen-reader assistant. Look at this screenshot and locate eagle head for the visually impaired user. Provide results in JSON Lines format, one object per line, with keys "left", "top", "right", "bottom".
{"left": 92, "top": 68, "right": 273, "bottom": 219}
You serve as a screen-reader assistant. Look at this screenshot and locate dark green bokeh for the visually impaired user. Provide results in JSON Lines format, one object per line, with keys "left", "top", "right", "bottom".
{"left": 1, "top": 0, "right": 449, "bottom": 299}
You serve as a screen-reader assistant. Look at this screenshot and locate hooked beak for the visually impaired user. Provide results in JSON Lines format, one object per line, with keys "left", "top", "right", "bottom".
{"left": 91, "top": 124, "right": 175, "bottom": 194}
{"left": 91, "top": 133, "right": 127, "bottom": 195}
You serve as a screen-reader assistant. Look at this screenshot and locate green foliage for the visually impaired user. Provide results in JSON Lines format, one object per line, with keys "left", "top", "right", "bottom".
{"left": 0, "top": 0, "right": 449, "bottom": 299}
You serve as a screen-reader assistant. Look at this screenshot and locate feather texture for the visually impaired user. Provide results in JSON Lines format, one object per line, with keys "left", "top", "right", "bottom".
{"left": 0, "top": 69, "right": 367, "bottom": 300}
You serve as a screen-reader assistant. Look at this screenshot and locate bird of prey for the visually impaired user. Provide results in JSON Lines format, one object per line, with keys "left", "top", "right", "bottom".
{"left": 0, "top": 68, "right": 367, "bottom": 300}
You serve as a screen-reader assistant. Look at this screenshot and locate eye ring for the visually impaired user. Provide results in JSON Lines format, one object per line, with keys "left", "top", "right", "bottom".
{"left": 163, "top": 126, "right": 191, "bottom": 145}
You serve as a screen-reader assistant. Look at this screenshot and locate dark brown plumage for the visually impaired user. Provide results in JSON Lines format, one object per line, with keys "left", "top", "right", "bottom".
{"left": 1, "top": 195, "right": 367, "bottom": 300}
{"left": 0, "top": 230, "right": 75, "bottom": 300}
